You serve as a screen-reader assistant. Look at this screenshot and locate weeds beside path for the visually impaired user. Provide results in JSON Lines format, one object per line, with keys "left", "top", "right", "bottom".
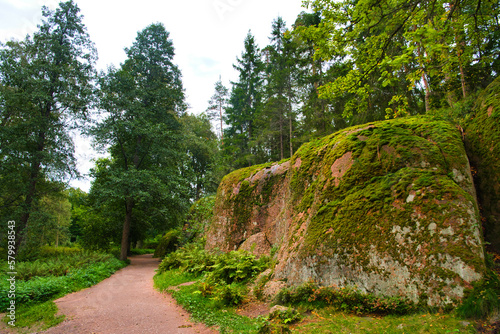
{"left": 40, "top": 254, "right": 214, "bottom": 334}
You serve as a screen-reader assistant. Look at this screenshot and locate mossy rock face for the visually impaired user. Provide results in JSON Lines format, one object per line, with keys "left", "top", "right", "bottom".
{"left": 465, "top": 77, "right": 500, "bottom": 252}
{"left": 206, "top": 160, "right": 290, "bottom": 252}
{"left": 206, "top": 116, "right": 486, "bottom": 307}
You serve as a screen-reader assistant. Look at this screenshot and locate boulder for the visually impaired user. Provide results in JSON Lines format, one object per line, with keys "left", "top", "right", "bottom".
{"left": 465, "top": 77, "right": 500, "bottom": 252}
{"left": 206, "top": 116, "right": 486, "bottom": 307}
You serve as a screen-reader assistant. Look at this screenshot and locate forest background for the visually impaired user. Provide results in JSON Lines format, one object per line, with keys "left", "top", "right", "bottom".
{"left": 0, "top": 0, "right": 498, "bottom": 261}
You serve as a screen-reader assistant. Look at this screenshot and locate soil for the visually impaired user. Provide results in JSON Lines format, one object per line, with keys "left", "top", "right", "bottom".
{"left": 31, "top": 254, "right": 217, "bottom": 334}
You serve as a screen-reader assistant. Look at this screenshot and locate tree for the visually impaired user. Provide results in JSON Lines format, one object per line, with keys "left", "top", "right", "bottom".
{"left": 39, "top": 192, "right": 72, "bottom": 247}
{"left": 91, "top": 23, "right": 188, "bottom": 261}
{"left": 206, "top": 77, "right": 229, "bottom": 143}
{"left": 305, "top": 0, "right": 499, "bottom": 118}
{"left": 224, "top": 31, "right": 265, "bottom": 168}
{"left": 181, "top": 113, "right": 221, "bottom": 200}
{"left": 0, "top": 0, "right": 96, "bottom": 256}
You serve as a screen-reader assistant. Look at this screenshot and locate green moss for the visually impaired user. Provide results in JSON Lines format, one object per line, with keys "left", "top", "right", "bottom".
{"left": 213, "top": 159, "right": 290, "bottom": 250}
{"left": 286, "top": 116, "right": 485, "bottom": 294}
{"left": 465, "top": 76, "right": 500, "bottom": 252}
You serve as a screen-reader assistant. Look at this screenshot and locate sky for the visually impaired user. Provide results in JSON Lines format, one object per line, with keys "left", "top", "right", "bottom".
{"left": 0, "top": 0, "right": 309, "bottom": 191}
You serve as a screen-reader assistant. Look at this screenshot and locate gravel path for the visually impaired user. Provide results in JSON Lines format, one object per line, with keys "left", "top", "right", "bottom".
{"left": 40, "top": 254, "right": 216, "bottom": 334}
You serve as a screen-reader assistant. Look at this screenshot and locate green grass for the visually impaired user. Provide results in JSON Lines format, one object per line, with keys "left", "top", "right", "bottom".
{"left": 155, "top": 267, "right": 265, "bottom": 333}
{"left": 153, "top": 269, "right": 199, "bottom": 290}
{"left": 291, "top": 309, "right": 476, "bottom": 333}
{"left": 130, "top": 248, "right": 155, "bottom": 255}
{"left": 169, "top": 283, "right": 264, "bottom": 333}
{"left": 2, "top": 301, "right": 65, "bottom": 333}
{"left": 0, "top": 247, "right": 127, "bottom": 332}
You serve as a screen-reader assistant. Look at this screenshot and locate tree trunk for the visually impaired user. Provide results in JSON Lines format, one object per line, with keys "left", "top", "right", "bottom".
{"left": 220, "top": 100, "right": 224, "bottom": 145}
{"left": 120, "top": 198, "right": 134, "bottom": 261}
{"left": 280, "top": 108, "right": 284, "bottom": 160}
{"left": 16, "top": 129, "right": 45, "bottom": 253}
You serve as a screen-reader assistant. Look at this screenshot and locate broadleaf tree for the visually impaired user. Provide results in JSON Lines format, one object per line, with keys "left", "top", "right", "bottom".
{"left": 91, "top": 23, "right": 188, "bottom": 261}
{"left": 0, "top": 0, "right": 96, "bottom": 257}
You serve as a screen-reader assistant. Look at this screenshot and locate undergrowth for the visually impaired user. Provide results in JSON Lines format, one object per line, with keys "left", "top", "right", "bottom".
{"left": 273, "top": 282, "right": 418, "bottom": 316}
{"left": 0, "top": 247, "right": 127, "bottom": 314}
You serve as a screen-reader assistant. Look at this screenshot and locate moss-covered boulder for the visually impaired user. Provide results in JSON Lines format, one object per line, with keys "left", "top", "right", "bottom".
{"left": 206, "top": 116, "right": 486, "bottom": 307}
{"left": 465, "top": 77, "right": 500, "bottom": 253}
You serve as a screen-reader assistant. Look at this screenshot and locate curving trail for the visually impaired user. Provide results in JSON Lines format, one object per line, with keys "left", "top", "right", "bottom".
{"left": 41, "top": 254, "right": 215, "bottom": 334}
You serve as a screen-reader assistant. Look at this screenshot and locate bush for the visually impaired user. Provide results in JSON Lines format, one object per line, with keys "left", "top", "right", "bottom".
{"left": 157, "top": 243, "right": 215, "bottom": 275}
{"left": 205, "top": 250, "right": 269, "bottom": 285}
{"left": 269, "top": 307, "right": 302, "bottom": 325}
{"left": 13, "top": 250, "right": 115, "bottom": 280}
{"left": 274, "top": 282, "right": 417, "bottom": 315}
{"left": 211, "top": 282, "right": 247, "bottom": 306}
{"left": 154, "top": 230, "right": 181, "bottom": 258}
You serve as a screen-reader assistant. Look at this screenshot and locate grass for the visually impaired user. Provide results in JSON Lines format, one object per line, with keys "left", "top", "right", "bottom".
{"left": 161, "top": 282, "right": 265, "bottom": 333}
{"left": 152, "top": 242, "right": 494, "bottom": 333}
{"left": 291, "top": 309, "right": 476, "bottom": 333}
{"left": 154, "top": 267, "right": 482, "bottom": 334}
{"left": 2, "top": 301, "right": 65, "bottom": 333}
{"left": 0, "top": 246, "right": 127, "bottom": 332}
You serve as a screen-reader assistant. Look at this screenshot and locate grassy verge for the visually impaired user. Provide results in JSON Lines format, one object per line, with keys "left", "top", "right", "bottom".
{"left": 291, "top": 309, "right": 476, "bottom": 333}
{"left": 0, "top": 247, "right": 127, "bottom": 332}
{"left": 153, "top": 243, "right": 500, "bottom": 333}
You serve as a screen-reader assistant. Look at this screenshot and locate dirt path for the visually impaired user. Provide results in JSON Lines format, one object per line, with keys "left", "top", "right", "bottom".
{"left": 40, "top": 254, "right": 216, "bottom": 334}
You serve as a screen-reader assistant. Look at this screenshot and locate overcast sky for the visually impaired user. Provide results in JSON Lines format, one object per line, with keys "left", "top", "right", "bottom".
{"left": 0, "top": 0, "right": 309, "bottom": 191}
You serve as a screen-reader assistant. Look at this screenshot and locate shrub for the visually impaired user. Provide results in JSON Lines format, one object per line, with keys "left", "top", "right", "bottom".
{"left": 157, "top": 243, "right": 215, "bottom": 274}
{"left": 154, "top": 230, "right": 181, "bottom": 258}
{"left": 212, "top": 282, "right": 247, "bottom": 306}
{"left": 269, "top": 307, "right": 302, "bottom": 325}
{"left": 205, "top": 250, "right": 269, "bottom": 285}
{"left": 274, "top": 282, "right": 417, "bottom": 315}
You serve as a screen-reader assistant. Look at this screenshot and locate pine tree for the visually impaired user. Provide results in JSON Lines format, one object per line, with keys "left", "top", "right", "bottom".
{"left": 224, "top": 31, "right": 264, "bottom": 168}
{"left": 206, "top": 76, "right": 229, "bottom": 143}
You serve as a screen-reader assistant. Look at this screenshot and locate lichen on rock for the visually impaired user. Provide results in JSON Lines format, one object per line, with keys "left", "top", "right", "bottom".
{"left": 205, "top": 116, "right": 487, "bottom": 307}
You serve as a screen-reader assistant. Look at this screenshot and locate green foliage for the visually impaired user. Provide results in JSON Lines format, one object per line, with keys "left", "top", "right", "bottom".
{"left": 129, "top": 248, "right": 155, "bottom": 255}
{"left": 274, "top": 282, "right": 418, "bottom": 316}
{"left": 305, "top": 0, "right": 499, "bottom": 118}
{"left": 456, "top": 269, "right": 500, "bottom": 319}
{"left": 224, "top": 31, "right": 265, "bottom": 169}
{"left": 0, "top": 0, "right": 97, "bottom": 255}
{"left": 91, "top": 22, "right": 190, "bottom": 260}
{"left": 165, "top": 282, "right": 264, "bottom": 333}
{"left": 210, "top": 282, "right": 247, "bottom": 306}
{"left": 205, "top": 250, "right": 269, "bottom": 285}
{"left": 0, "top": 250, "right": 126, "bottom": 311}
{"left": 2, "top": 301, "right": 65, "bottom": 331}
{"left": 182, "top": 195, "right": 216, "bottom": 244}
{"left": 153, "top": 229, "right": 181, "bottom": 258}
{"left": 157, "top": 242, "right": 216, "bottom": 275}
{"left": 269, "top": 307, "right": 302, "bottom": 325}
